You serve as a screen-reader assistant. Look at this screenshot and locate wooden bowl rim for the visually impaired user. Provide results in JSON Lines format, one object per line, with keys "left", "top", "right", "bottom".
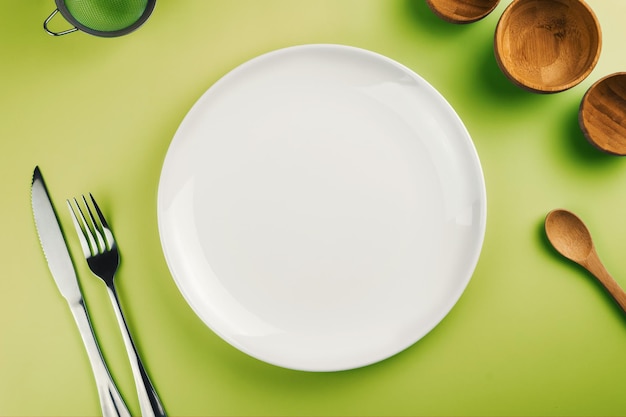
{"left": 494, "top": 0, "right": 602, "bottom": 93}
{"left": 579, "top": 72, "right": 626, "bottom": 155}
{"left": 426, "top": 0, "right": 501, "bottom": 24}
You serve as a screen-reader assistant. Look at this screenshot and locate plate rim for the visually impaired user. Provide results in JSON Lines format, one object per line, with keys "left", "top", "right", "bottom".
{"left": 157, "top": 43, "right": 487, "bottom": 371}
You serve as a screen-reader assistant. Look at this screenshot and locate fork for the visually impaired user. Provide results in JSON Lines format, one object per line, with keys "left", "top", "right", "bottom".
{"left": 68, "top": 194, "right": 167, "bottom": 417}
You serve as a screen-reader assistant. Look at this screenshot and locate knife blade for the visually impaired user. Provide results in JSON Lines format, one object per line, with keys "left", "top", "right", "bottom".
{"left": 31, "top": 166, "right": 131, "bottom": 417}
{"left": 31, "top": 167, "right": 81, "bottom": 303}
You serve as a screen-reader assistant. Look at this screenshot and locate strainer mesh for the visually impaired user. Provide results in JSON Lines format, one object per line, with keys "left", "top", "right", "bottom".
{"left": 64, "top": 0, "right": 149, "bottom": 32}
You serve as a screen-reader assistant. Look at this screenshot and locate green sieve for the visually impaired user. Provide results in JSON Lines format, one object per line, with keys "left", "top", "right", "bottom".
{"left": 44, "top": 0, "right": 156, "bottom": 37}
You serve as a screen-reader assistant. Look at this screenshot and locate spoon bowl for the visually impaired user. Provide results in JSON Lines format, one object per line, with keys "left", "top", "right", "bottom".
{"left": 545, "top": 209, "right": 626, "bottom": 313}
{"left": 545, "top": 209, "right": 594, "bottom": 263}
{"left": 426, "top": 0, "right": 500, "bottom": 24}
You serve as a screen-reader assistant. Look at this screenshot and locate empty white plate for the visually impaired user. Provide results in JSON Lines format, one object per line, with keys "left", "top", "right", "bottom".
{"left": 158, "top": 44, "right": 486, "bottom": 371}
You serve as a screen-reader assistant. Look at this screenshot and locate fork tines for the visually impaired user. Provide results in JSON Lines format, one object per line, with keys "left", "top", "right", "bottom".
{"left": 67, "top": 194, "right": 114, "bottom": 258}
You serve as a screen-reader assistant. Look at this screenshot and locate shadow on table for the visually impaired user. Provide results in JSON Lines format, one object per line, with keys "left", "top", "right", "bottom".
{"left": 558, "top": 97, "right": 622, "bottom": 167}
{"left": 404, "top": 0, "right": 474, "bottom": 37}
{"left": 473, "top": 39, "right": 536, "bottom": 103}
{"left": 536, "top": 217, "right": 626, "bottom": 326}
{"left": 403, "top": 0, "right": 540, "bottom": 108}
{"left": 216, "top": 314, "right": 449, "bottom": 411}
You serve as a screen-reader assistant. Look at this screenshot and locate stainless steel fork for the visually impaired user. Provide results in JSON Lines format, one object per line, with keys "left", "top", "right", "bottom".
{"left": 68, "top": 194, "right": 166, "bottom": 417}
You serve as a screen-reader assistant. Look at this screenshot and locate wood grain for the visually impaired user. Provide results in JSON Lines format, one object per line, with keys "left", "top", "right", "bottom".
{"left": 579, "top": 72, "right": 626, "bottom": 155}
{"left": 494, "top": 0, "right": 601, "bottom": 93}
{"left": 426, "top": 0, "right": 500, "bottom": 24}
{"left": 545, "top": 209, "right": 626, "bottom": 315}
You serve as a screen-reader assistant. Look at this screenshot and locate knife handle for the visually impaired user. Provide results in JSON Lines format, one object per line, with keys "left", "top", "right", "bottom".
{"left": 69, "top": 299, "right": 131, "bottom": 417}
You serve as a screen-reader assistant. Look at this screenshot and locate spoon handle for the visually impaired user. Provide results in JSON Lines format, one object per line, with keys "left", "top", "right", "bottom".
{"left": 584, "top": 251, "right": 626, "bottom": 313}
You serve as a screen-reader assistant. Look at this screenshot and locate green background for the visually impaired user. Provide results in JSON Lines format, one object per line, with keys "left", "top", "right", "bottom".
{"left": 2, "top": 0, "right": 626, "bottom": 415}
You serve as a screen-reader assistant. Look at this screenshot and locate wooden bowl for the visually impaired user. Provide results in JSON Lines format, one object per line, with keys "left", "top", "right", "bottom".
{"left": 494, "top": 0, "right": 601, "bottom": 93}
{"left": 579, "top": 73, "right": 626, "bottom": 155}
{"left": 426, "top": 0, "right": 500, "bottom": 24}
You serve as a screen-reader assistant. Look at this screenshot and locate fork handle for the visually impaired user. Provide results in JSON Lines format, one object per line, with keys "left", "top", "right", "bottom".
{"left": 69, "top": 299, "right": 131, "bottom": 417}
{"left": 106, "top": 285, "right": 167, "bottom": 417}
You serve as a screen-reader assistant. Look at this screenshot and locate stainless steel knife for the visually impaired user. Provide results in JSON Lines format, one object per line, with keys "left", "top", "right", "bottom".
{"left": 31, "top": 166, "right": 131, "bottom": 417}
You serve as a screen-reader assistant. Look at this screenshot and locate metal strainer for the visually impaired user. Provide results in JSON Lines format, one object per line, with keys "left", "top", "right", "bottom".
{"left": 44, "top": 0, "right": 156, "bottom": 37}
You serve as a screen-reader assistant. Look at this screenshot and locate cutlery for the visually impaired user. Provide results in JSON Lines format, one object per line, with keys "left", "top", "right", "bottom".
{"left": 68, "top": 194, "right": 166, "bottom": 417}
{"left": 30, "top": 167, "right": 131, "bottom": 417}
{"left": 545, "top": 209, "right": 626, "bottom": 313}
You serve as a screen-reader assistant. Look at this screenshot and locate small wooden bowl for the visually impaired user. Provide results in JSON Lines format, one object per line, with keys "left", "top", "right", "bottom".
{"left": 494, "top": 0, "right": 601, "bottom": 93}
{"left": 426, "top": 0, "right": 500, "bottom": 24}
{"left": 579, "top": 73, "right": 626, "bottom": 155}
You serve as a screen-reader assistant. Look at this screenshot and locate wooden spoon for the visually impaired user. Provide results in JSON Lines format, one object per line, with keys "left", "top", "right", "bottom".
{"left": 545, "top": 209, "right": 626, "bottom": 313}
{"left": 426, "top": 0, "right": 500, "bottom": 24}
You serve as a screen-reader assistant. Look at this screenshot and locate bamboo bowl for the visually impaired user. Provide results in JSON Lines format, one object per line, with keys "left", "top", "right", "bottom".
{"left": 426, "top": 0, "right": 500, "bottom": 24}
{"left": 494, "top": 0, "right": 601, "bottom": 93}
{"left": 579, "top": 73, "right": 626, "bottom": 155}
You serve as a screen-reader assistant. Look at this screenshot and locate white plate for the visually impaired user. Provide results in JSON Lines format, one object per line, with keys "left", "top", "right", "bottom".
{"left": 158, "top": 44, "right": 486, "bottom": 372}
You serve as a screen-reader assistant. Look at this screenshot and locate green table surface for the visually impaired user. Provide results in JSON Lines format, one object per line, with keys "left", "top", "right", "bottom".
{"left": 2, "top": 1, "right": 626, "bottom": 416}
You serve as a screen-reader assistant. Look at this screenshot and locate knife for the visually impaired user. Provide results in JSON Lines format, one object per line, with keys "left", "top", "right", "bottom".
{"left": 31, "top": 166, "right": 131, "bottom": 417}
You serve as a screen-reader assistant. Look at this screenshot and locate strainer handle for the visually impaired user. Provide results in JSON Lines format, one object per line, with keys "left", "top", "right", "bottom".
{"left": 43, "top": 9, "right": 78, "bottom": 36}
